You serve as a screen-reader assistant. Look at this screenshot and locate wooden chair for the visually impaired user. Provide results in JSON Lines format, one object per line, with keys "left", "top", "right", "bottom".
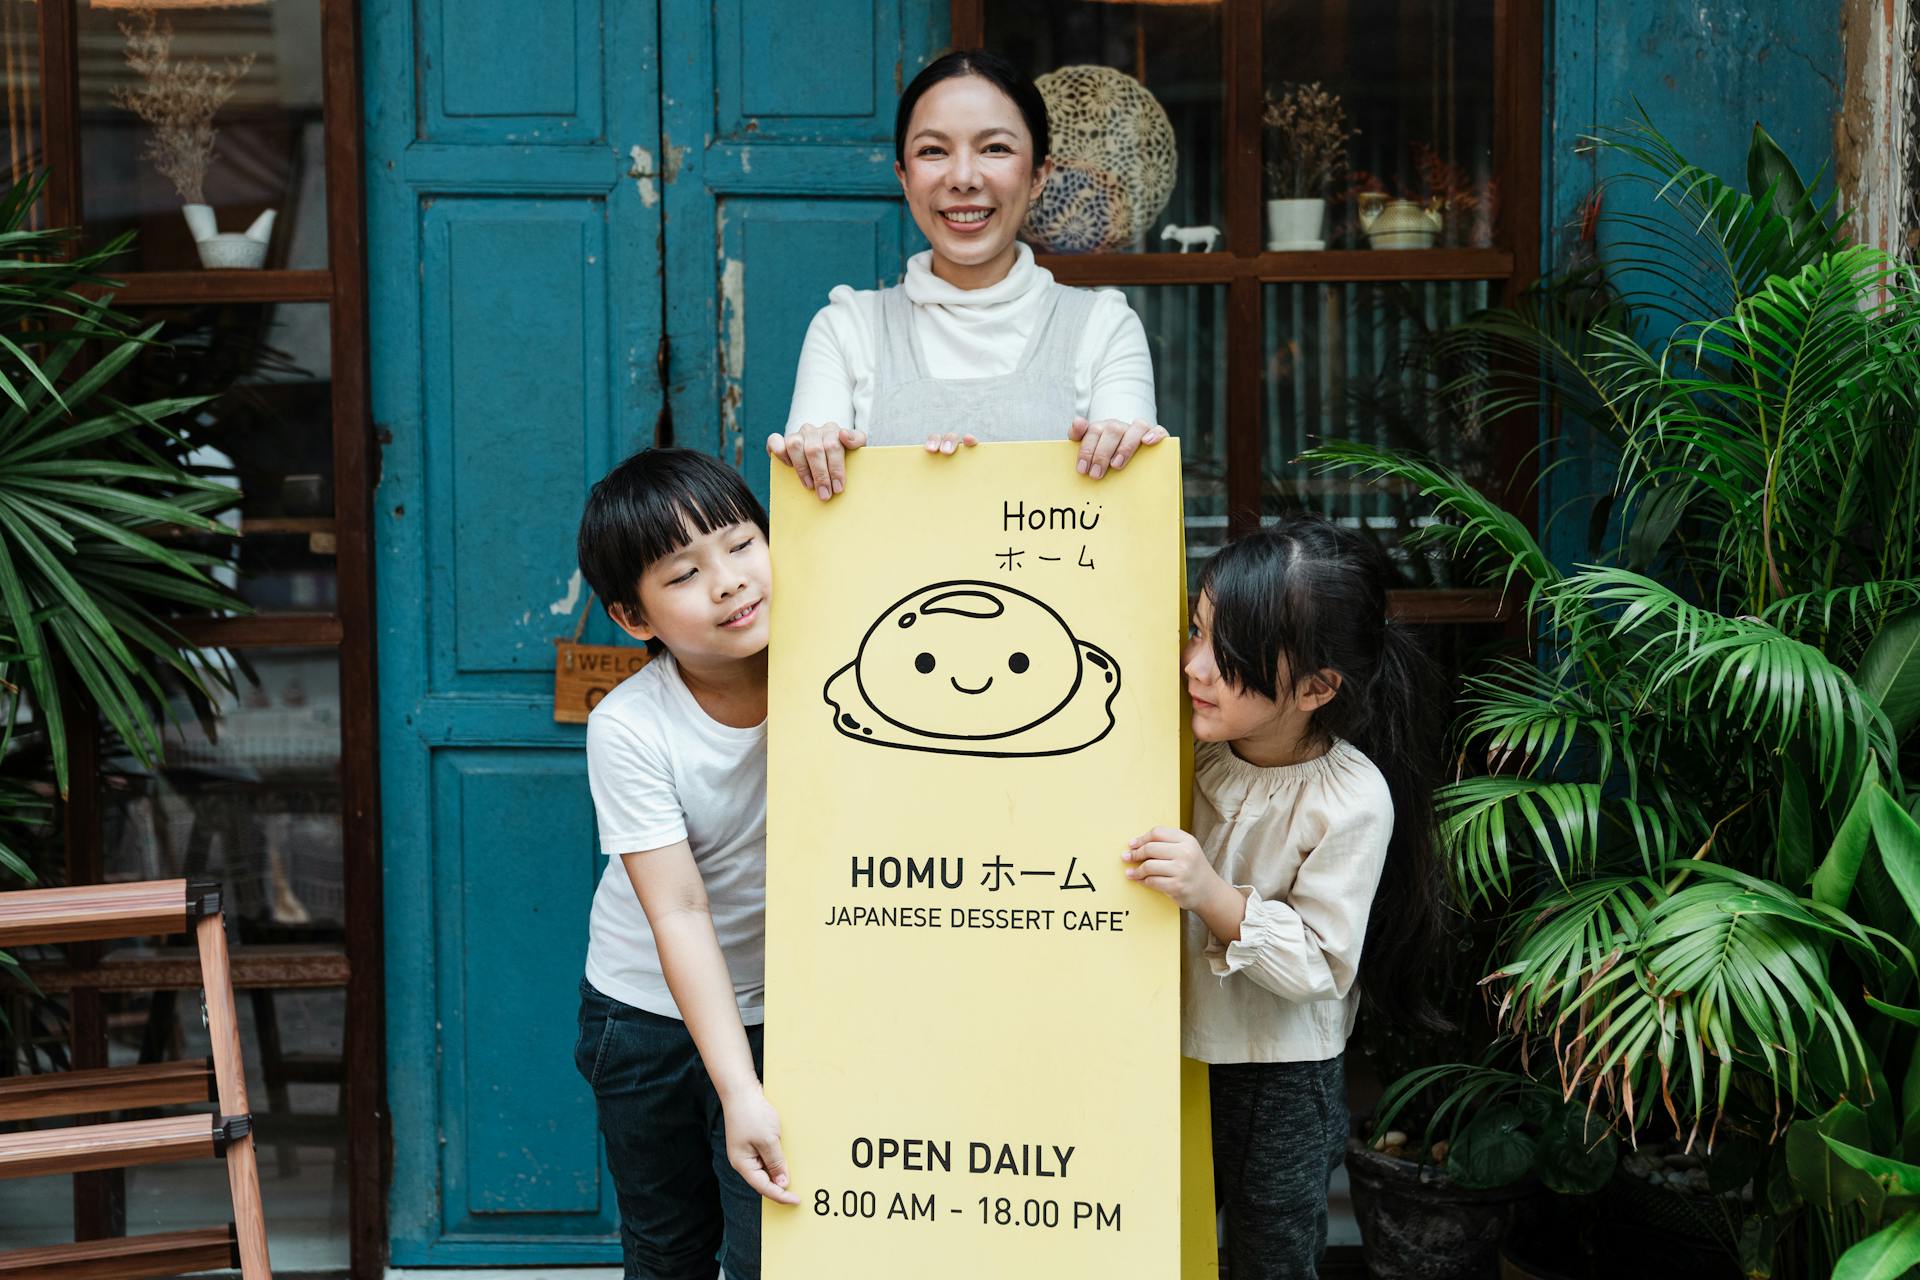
{"left": 0, "top": 878, "right": 270, "bottom": 1279}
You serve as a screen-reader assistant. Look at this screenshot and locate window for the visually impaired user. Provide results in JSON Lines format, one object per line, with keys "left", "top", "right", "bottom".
{"left": 0, "top": 2, "right": 375, "bottom": 1272}
{"left": 956, "top": 0, "right": 1540, "bottom": 613}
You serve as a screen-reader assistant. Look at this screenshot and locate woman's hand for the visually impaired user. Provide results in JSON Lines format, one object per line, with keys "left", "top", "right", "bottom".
{"left": 1069, "top": 417, "right": 1168, "bottom": 480}
{"left": 722, "top": 1086, "right": 801, "bottom": 1205}
{"left": 925, "top": 432, "right": 978, "bottom": 457}
{"left": 767, "top": 423, "right": 866, "bottom": 501}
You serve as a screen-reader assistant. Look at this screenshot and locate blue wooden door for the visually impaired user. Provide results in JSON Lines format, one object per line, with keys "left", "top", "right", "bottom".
{"left": 365, "top": 0, "right": 942, "bottom": 1264}
{"left": 660, "top": 0, "right": 945, "bottom": 506}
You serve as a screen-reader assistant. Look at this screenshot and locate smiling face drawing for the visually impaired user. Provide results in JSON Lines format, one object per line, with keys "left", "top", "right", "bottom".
{"left": 824, "top": 581, "right": 1120, "bottom": 757}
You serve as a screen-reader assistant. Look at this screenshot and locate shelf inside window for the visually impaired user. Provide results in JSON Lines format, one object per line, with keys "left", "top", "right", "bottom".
{"left": 1039, "top": 248, "right": 1514, "bottom": 286}
{"left": 99, "top": 269, "right": 334, "bottom": 306}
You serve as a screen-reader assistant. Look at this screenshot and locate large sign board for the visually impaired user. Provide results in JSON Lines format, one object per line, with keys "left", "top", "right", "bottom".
{"left": 765, "top": 442, "right": 1212, "bottom": 1278}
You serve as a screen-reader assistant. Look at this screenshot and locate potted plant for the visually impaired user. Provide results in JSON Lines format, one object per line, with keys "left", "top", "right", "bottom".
{"left": 111, "top": 9, "right": 273, "bottom": 269}
{"left": 1350, "top": 1066, "right": 1616, "bottom": 1280}
{"left": 1261, "top": 82, "right": 1355, "bottom": 250}
{"left": 1308, "top": 116, "right": 1920, "bottom": 1278}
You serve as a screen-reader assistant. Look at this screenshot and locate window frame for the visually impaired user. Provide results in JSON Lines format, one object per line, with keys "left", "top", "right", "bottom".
{"left": 953, "top": 0, "right": 1542, "bottom": 624}
{"left": 23, "top": 2, "right": 384, "bottom": 1274}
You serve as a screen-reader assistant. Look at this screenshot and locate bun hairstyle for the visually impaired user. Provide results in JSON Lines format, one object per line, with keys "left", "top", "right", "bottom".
{"left": 893, "top": 49, "right": 1051, "bottom": 169}
{"left": 1197, "top": 514, "right": 1452, "bottom": 1031}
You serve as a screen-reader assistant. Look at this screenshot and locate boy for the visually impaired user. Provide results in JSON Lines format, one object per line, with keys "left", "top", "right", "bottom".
{"left": 574, "top": 447, "right": 797, "bottom": 1280}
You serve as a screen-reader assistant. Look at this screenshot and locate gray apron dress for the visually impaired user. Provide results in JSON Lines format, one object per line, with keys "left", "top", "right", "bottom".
{"left": 861, "top": 280, "right": 1099, "bottom": 445}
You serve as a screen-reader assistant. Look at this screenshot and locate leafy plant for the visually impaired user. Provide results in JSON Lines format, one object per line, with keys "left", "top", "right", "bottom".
{"left": 1313, "top": 117, "right": 1920, "bottom": 1277}
{"left": 0, "top": 171, "right": 243, "bottom": 799}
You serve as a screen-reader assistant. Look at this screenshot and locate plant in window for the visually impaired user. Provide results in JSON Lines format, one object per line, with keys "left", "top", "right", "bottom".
{"left": 1260, "top": 82, "right": 1356, "bottom": 251}
{"left": 1312, "top": 118, "right": 1920, "bottom": 1278}
{"left": 110, "top": 9, "right": 275, "bottom": 269}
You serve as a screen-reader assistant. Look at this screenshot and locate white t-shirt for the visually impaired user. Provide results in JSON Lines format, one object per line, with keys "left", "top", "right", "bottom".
{"left": 783, "top": 242, "right": 1158, "bottom": 434}
{"left": 583, "top": 651, "right": 766, "bottom": 1025}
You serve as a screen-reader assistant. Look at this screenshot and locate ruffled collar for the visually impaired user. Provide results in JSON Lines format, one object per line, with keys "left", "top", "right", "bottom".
{"left": 902, "top": 242, "right": 1054, "bottom": 310}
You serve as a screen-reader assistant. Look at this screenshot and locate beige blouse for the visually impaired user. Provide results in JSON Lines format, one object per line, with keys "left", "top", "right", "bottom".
{"left": 1183, "top": 737, "right": 1395, "bottom": 1064}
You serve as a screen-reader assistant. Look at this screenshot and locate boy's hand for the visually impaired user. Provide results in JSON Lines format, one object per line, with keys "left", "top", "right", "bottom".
{"left": 1123, "top": 826, "right": 1228, "bottom": 911}
{"left": 767, "top": 422, "right": 865, "bottom": 501}
{"left": 1069, "top": 417, "right": 1167, "bottom": 479}
{"left": 724, "top": 1088, "right": 801, "bottom": 1205}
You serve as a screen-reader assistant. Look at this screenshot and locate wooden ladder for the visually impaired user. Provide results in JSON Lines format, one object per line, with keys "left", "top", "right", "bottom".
{"left": 0, "top": 878, "right": 271, "bottom": 1279}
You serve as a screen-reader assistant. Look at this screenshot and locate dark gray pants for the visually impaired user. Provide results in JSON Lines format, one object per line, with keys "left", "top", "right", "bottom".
{"left": 1210, "top": 1055, "right": 1348, "bottom": 1280}
{"left": 574, "top": 980, "right": 764, "bottom": 1280}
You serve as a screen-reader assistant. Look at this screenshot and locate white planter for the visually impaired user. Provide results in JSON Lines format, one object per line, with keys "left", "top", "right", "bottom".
{"left": 182, "top": 204, "right": 276, "bottom": 270}
{"left": 1265, "top": 198, "right": 1326, "bottom": 251}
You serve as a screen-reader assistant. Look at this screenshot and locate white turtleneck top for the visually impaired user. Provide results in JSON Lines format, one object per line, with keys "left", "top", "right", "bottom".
{"left": 783, "top": 242, "right": 1158, "bottom": 435}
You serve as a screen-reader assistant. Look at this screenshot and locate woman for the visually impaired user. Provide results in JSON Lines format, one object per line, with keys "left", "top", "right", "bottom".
{"left": 769, "top": 49, "right": 1168, "bottom": 501}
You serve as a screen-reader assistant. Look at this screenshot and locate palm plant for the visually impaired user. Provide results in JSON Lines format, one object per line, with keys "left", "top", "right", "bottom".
{"left": 0, "top": 172, "right": 241, "bottom": 803}
{"left": 1314, "top": 119, "right": 1920, "bottom": 1278}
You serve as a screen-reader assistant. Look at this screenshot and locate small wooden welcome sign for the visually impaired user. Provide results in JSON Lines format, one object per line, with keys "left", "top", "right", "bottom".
{"left": 553, "top": 596, "right": 652, "bottom": 723}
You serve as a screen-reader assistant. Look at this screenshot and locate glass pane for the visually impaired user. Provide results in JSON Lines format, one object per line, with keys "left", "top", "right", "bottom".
{"left": 1113, "top": 284, "right": 1228, "bottom": 585}
{"left": 118, "top": 302, "right": 336, "bottom": 615}
{"left": 989, "top": 1, "right": 1225, "bottom": 253}
{"left": 0, "top": 988, "right": 350, "bottom": 1270}
{"left": 1261, "top": 280, "right": 1497, "bottom": 587}
{"left": 102, "top": 648, "right": 344, "bottom": 933}
{"left": 1263, "top": 0, "right": 1497, "bottom": 249}
{"left": 80, "top": 1, "right": 328, "bottom": 271}
{"left": 0, "top": 0, "right": 43, "bottom": 213}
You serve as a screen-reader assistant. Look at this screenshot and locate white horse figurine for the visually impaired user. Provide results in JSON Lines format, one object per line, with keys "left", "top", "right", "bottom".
{"left": 1159, "top": 223, "right": 1220, "bottom": 253}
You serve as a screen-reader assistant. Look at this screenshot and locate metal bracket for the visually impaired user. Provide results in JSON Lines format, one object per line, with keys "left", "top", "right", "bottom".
{"left": 184, "top": 877, "right": 223, "bottom": 921}
{"left": 211, "top": 1113, "right": 252, "bottom": 1156}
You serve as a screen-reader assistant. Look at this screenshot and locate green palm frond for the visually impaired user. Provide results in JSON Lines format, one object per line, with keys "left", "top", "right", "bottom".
{"left": 1493, "top": 867, "right": 1872, "bottom": 1139}
{"left": 1586, "top": 111, "right": 1847, "bottom": 318}
{"left": 0, "top": 174, "right": 245, "bottom": 794}
{"left": 1547, "top": 568, "right": 1894, "bottom": 789}
{"left": 1301, "top": 441, "right": 1557, "bottom": 605}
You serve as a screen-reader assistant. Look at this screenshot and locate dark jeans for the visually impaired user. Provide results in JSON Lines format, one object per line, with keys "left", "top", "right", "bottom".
{"left": 1211, "top": 1054, "right": 1348, "bottom": 1280}
{"left": 575, "top": 979, "right": 764, "bottom": 1280}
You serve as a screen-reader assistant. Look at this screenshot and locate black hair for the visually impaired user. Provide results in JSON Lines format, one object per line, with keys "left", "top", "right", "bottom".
{"left": 894, "top": 49, "right": 1050, "bottom": 169}
{"left": 1197, "top": 514, "right": 1452, "bottom": 1031}
{"left": 575, "top": 447, "right": 769, "bottom": 655}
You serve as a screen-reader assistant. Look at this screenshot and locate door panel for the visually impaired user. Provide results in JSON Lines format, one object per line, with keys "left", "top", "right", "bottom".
{"left": 366, "top": 0, "right": 659, "bottom": 1265}
{"left": 661, "top": 1, "right": 945, "bottom": 507}
{"left": 368, "top": 0, "right": 944, "bottom": 1264}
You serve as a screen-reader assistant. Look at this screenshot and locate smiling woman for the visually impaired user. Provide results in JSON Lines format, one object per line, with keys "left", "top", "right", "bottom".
{"left": 769, "top": 49, "right": 1171, "bottom": 503}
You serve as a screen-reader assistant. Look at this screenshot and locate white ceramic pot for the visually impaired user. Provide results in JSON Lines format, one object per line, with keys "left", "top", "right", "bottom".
{"left": 1264, "top": 198, "right": 1326, "bottom": 250}
{"left": 182, "top": 204, "right": 276, "bottom": 269}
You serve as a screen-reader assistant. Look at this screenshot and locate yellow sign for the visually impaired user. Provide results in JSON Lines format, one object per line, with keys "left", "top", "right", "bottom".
{"left": 766, "top": 441, "right": 1212, "bottom": 1278}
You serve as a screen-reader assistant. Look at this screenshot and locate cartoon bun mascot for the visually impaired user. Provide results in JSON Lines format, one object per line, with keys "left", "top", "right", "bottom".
{"left": 823, "top": 581, "right": 1120, "bottom": 758}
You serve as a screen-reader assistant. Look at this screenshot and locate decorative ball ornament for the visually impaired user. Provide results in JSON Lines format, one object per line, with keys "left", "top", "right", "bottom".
{"left": 1024, "top": 65, "right": 1177, "bottom": 254}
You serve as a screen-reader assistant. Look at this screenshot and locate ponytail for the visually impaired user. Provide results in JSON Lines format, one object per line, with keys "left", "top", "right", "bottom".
{"left": 1197, "top": 518, "right": 1454, "bottom": 1032}
{"left": 1351, "top": 619, "right": 1451, "bottom": 1032}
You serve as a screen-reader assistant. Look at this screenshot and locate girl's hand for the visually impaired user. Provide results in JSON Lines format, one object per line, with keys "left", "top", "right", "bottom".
{"left": 767, "top": 423, "right": 866, "bottom": 501}
{"left": 1069, "top": 417, "right": 1168, "bottom": 480}
{"left": 1123, "top": 825, "right": 1227, "bottom": 911}
{"left": 722, "top": 1087, "right": 801, "bottom": 1205}
{"left": 924, "top": 432, "right": 978, "bottom": 457}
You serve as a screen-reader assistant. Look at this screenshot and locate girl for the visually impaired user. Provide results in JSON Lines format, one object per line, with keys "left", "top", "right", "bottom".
{"left": 768, "top": 48, "right": 1169, "bottom": 501}
{"left": 1123, "top": 515, "right": 1450, "bottom": 1280}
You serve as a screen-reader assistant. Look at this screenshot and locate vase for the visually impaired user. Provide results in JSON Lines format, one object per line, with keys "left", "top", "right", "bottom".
{"left": 182, "top": 204, "right": 277, "bottom": 270}
{"left": 1264, "top": 197, "right": 1325, "bottom": 250}
{"left": 1357, "top": 195, "right": 1445, "bottom": 250}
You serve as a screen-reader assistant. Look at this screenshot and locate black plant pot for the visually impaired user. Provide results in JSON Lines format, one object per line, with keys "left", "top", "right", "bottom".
{"left": 1345, "top": 1141, "right": 1539, "bottom": 1280}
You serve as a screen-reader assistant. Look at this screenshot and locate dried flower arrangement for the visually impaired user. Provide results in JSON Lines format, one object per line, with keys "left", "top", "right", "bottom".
{"left": 1261, "top": 83, "right": 1357, "bottom": 200}
{"left": 110, "top": 10, "right": 254, "bottom": 206}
